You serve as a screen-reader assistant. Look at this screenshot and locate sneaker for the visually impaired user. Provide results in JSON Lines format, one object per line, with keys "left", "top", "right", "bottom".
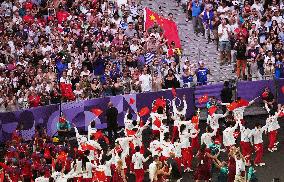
{"left": 259, "top": 163, "right": 265, "bottom": 166}
{"left": 275, "top": 142, "right": 279, "bottom": 145}
{"left": 272, "top": 147, "right": 278, "bottom": 151}
{"left": 255, "top": 163, "right": 259, "bottom": 167}
{"left": 268, "top": 148, "right": 274, "bottom": 152}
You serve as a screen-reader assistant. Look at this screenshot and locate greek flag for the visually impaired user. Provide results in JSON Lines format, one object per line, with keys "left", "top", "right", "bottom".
{"left": 145, "top": 52, "right": 155, "bottom": 65}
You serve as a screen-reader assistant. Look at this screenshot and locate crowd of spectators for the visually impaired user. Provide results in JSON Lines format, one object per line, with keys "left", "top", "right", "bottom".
{"left": 0, "top": 0, "right": 213, "bottom": 112}
{"left": 184, "top": 0, "right": 284, "bottom": 80}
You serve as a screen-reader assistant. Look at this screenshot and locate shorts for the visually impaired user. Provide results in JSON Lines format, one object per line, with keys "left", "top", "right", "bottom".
{"left": 219, "top": 41, "right": 231, "bottom": 52}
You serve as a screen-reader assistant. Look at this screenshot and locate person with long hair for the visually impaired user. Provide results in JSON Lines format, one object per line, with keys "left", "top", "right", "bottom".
{"left": 153, "top": 161, "right": 171, "bottom": 182}
{"left": 112, "top": 160, "right": 127, "bottom": 182}
{"left": 194, "top": 144, "right": 218, "bottom": 182}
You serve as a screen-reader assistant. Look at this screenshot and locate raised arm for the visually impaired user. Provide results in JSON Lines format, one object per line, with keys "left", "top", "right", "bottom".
{"left": 181, "top": 95, "right": 187, "bottom": 115}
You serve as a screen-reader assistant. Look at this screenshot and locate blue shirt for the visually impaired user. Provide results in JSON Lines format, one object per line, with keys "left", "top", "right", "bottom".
{"left": 196, "top": 68, "right": 209, "bottom": 84}
{"left": 192, "top": 2, "right": 202, "bottom": 17}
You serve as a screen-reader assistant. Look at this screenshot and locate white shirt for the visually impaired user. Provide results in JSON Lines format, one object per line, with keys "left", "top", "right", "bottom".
{"left": 51, "top": 170, "right": 78, "bottom": 182}
{"left": 35, "top": 177, "right": 49, "bottom": 182}
{"left": 161, "top": 141, "right": 174, "bottom": 157}
{"left": 266, "top": 115, "right": 280, "bottom": 132}
{"left": 218, "top": 24, "right": 231, "bottom": 42}
{"left": 87, "top": 125, "right": 97, "bottom": 141}
{"left": 149, "top": 140, "right": 161, "bottom": 156}
{"left": 201, "top": 129, "right": 217, "bottom": 148}
{"left": 235, "top": 158, "right": 246, "bottom": 176}
{"left": 223, "top": 123, "right": 238, "bottom": 147}
{"left": 139, "top": 74, "right": 152, "bottom": 92}
{"left": 179, "top": 130, "right": 191, "bottom": 148}
{"left": 251, "top": 3, "right": 264, "bottom": 12}
{"left": 149, "top": 161, "right": 157, "bottom": 182}
{"left": 132, "top": 152, "right": 147, "bottom": 169}
{"left": 251, "top": 125, "right": 268, "bottom": 144}
{"left": 174, "top": 142, "right": 182, "bottom": 157}
{"left": 172, "top": 99, "right": 187, "bottom": 125}
{"left": 207, "top": 112, "right": 228, "bottom": 130}
{"left": 239, "top": 125, "right": 252, "bottom": 142}
{"left": 116, "top": 137, "right": 133, "bottom": 156}
{"left": 264, "top": 55, "right": 276, "bottom": 64}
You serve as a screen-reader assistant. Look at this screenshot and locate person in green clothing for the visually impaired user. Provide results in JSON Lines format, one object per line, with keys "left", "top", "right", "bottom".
{"left": 247, "top": 162, "right": 258, "bottom": 182}
{"left": 213, "top": 157, "right": 229, "bottom": 182}
{"left": 57, "top": 116, "right": 71, "bottom": 142}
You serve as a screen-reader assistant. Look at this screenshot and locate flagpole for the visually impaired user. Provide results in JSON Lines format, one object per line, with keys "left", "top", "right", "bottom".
{"left": 143, "top": 7, "right": 146, "bottom": 31}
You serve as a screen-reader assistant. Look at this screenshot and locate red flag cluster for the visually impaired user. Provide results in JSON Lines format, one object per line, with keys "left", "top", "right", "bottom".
{"left": 144, "top": 7, "right": 181, "bottom": 49}
{"left": 60, "top": 83, "right": 75, "bottom": 101}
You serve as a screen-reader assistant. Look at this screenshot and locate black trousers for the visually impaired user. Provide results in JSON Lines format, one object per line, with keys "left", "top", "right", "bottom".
{"left": 107, "top": 125, "right": 118, "bottom": 144}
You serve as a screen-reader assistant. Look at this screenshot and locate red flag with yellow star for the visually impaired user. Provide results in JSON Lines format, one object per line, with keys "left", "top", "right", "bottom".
{"left": 144, "top": 7, "right": 181, "bottom": 48}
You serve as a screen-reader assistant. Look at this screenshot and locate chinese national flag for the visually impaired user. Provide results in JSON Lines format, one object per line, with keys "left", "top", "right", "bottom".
{"left": 198, "top": 95, "right": 209, "bottom": 104}
{"left": 144, "top": 7, "right": 181, "bottom": 48}
{"left": 208, "top": 106, "right": 217, "bottom": 116}
{"left": 153, "top": 117, "right": 161, "bottom": 128}
{"left": 139, "top": 107, "right": 150, "bottom": 116}
{"left": 91, "top": 108, "right": 103, "bottom": 117}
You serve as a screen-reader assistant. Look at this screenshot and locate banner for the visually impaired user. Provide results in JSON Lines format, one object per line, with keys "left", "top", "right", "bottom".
{"left": 0, "top": 88, "right": 195, "bottom": 142}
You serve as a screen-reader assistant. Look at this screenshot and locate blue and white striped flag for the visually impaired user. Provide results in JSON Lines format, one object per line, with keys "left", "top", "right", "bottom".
{"left": 145, "top": 52, "right": 155, "bottom": 65}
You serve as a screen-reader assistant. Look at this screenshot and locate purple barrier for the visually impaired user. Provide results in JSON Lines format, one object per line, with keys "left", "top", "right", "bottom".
{"left": 277, "top": 78, "right": 284, "bottom": 104}
{"left": 0, "top": 88, "right": 195, "bottom": 142}
{"left": 237, "top": 80, "right": 275, "bottom": 102}
{"left": 194, "top": 83, "right": 224, "bottom": 107}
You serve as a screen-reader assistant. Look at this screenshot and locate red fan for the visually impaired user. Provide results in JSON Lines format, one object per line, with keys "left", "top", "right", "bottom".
{"left": 91, "top": 108, "right": 103, "bottom": 117}
{"left": 129, "top": 98, "right": 135, "bottom": 105}
{"left": 139, "top": 107, "right": 150, "bottom": 117}
{"left": 171, "top": 87, "right": 177, "bottom": 97}
{"left": 153, "top": 117, "right": 161, "bottom": 128}
{"left": 208, "top": 106, "right": 218, "bottom": 116}
{"left": 198, "top": 95, "right": 209, "bottom": 104}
